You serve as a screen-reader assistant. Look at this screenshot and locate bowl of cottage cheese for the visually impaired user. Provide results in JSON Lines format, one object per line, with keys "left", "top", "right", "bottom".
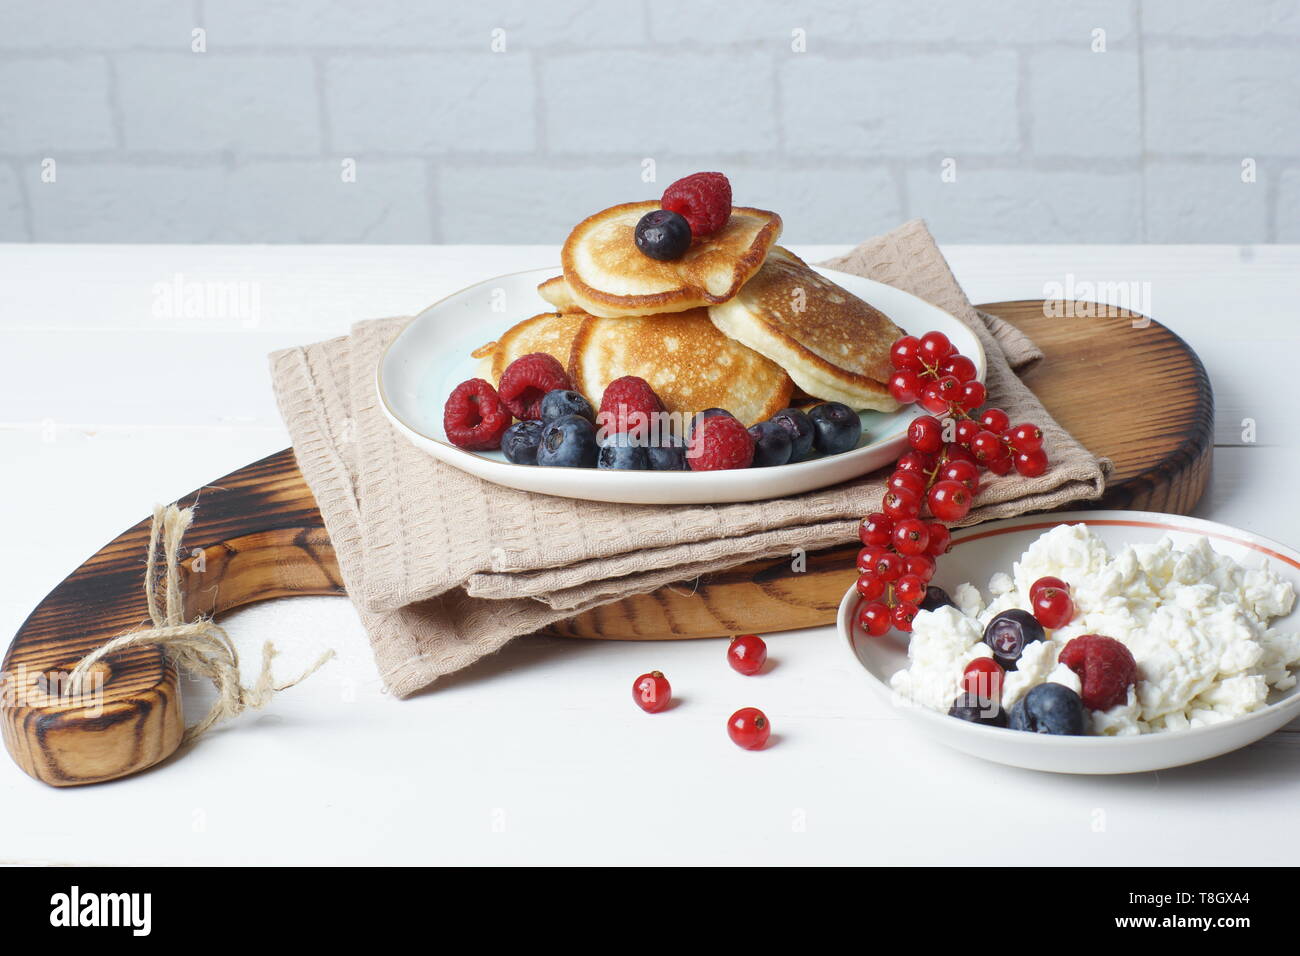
{"left": 838, "top": 511, "right": 1300, "bottom": 774}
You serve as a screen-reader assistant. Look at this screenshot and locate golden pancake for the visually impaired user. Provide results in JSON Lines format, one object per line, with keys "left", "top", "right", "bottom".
{"left": 707, "top": 247, "right": 904, "bottom": 412}
{"left": 537, "top": 274, "right": 582, "bottom": 312}
{"left": 471, "top": 311, "right": 586, "bottom": 384}
{"left": 566, "top": 308, "right": 793, "bottom": 426}
{"left": 561, "top": 201, "right": 782, "bottom": 318}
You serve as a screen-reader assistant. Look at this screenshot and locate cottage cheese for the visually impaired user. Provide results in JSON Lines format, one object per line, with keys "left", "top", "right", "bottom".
{"left": 889, "top": 523, "right": 1300, "bottom": 735}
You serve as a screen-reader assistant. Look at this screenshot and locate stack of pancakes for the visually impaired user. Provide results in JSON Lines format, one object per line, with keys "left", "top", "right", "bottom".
{"left": 473, "top": 200, "right": 905, "bottom": 426}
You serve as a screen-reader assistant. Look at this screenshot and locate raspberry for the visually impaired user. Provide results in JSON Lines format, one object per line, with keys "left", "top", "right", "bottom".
{"left": 598, "top": 375, "right": 665, "bottom": 440}
{"left": 1059, "top": 634, "right": 1138, "bottom": 712}
{"left": 661, "top": 171, "right": 732, "bottom": 238}
{"left": 687, "top": 414, "right": 754, "bottom": 471}
{"left": 497, "top": 352, "right": 572, "bottom": 421}
{"left": 443, "top": 378, "right": 512, "bottom": 450}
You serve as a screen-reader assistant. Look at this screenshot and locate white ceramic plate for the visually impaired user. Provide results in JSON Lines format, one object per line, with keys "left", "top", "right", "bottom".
{"left": 837, "top": 510, "right": 1300, "bottom": 774}
{"left": 377, "top": 266, "right": 983, "bottom": 505}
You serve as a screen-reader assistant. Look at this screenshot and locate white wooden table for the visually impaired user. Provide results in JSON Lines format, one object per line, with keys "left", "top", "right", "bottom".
{"left": 1, "top": 243, "right": 1297, "bottom": 865}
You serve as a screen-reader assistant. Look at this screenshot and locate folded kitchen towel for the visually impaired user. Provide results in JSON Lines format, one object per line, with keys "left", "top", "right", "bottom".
{"left": 269, "top": 219, "right": 1108, "bottom": 697}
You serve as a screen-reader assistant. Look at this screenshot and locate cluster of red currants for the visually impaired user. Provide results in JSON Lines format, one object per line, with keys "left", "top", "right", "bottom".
{"left": 856, "top": 331, "right": 1053, "bottom": 638}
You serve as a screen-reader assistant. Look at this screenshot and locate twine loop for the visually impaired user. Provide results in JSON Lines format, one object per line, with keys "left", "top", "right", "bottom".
{"left": 69, "top": 504, "right": 334, "bottom": 744}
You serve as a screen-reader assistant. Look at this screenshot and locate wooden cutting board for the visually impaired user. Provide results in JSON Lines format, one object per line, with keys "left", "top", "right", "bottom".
{"left": 2, "top": 300, "right": 1212, "bottom": 786}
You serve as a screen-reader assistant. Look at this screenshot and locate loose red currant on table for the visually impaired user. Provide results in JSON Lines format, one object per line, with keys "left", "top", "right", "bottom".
{"left": 963, "top": 658, "right": 1004, "bottom": 700}
{"left": 858, "top": 512, "right": 894, "bottom": 548}
{"left": 727, "top": 634, "right": 767, "bottom": 675}
{"left": 858, "top": 601, "right": 893, "bottom": 637}
{"left": 727, "top": 707, "right": 771, "bottom": 750}
{"left": 633, "top": 671, "right": 671, "bottom": 713}
{"left": 907, "top": 414, "right": 945, "bottom": 454}
{"left": 927, "top": 480, "right": 973, "bottom": 522}
{"left": 883, "top": 487, "right": 922, "bottom": 520}
{"left": 856, "top": 571, "right": 886, "bottom": 601}
{"left": 891, "top": 517, "right": 930, "bottom": 555}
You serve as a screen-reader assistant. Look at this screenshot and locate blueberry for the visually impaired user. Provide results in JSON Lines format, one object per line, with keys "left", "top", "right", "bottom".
{"left": 634, "top": 210, "right": 692, "bottom": 261}
{"left": 919, "top": 586, "right": 956, "bottom": 613}
{"left": 597, "top": 434, "right": 650, "bottom": 470}
{"left": 501, "top": 420, "right": 544, "bottom": 465}
{"left": 982, "top": 609, "right": 1046, "bottom": 671}
{"left": 646, "top": 435, "right": 687, "bottom": 471}
{"left": 1008, "top": 683, "right": 1086, "bottom": 735}
{"left": 747, "top": 420, "right": 793, "bottom": 467}
{"left": 948, "top": 693, "right": 1007, "bottom": 727}
{"left": 536, "top": 414, "right": 599, "bottom": 468}
{"left": 769, "top": 408, "right": 815, "bottom": 461}
{"left": 808, "top": 402, "right": 862, "bottom": 455}
{"left": 539, "top": 389, "right": 594, "bottom": 424}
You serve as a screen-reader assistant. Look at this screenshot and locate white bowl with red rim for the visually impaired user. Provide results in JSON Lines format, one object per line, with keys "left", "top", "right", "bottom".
{"left": 837, "top": 510, "right": 1300, "bottom": 774}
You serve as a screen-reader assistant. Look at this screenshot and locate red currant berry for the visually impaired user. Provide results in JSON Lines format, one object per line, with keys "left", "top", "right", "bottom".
{"left": 857, "top": 545, "right": 886, "bottom": 574}
{"left": 858, "top": 512, "right": 894, "bottom": 548}
{"left": 889, "top": 369, "right": 923, "bottom": 404}
{"left": 918, "top": 381, "right": 949, "bottom": 415}
{"left": 883, "top": 487, "right": 922, "bottom": 520}
{"left": 907, "top": 414, "right": 945, "bottom": 454}
{"left": 888, "top": 468, "right": 927, "bottom": 499}
{"left": 892, "top": 517, "right": 930, "bottom": 556}
{"left": 954, "top": 418, "right": 981, "bottom": 447}
{"left": 918, "top": 331, "right": 955, "bottom": 366}
{"left": 891, "top": 602, "right": 918, "bottom": 632}
{"left": 969, "top": 430, "right": 1005, "bottom": 465}
{"left": 963, "top": 658, "right": 1004, "bottom": 700}
{"left": 727, "top": 707, "right": 771, "bottom": 750}
{"left": 985, "top": 453, "right": 1014, "bottom": 476}
{"left": 873, "top": 550, "right": 905, "bottom": 582}
{"left": 1030, "top": 576, "right": 1069, "bottom": 603}
{"left": 940, "top": 442, "right": 978, "bottom": 467}
{"left": 856, "top": 570, "right": 886, "bottom": 601}
{"left": 633, "top": 671, "right": 671, "bottom": 713}
{"left": 940, "top": 458, "right": 981, "bottom": 495}
{"left": 1033, "top": 587, "right": 1074, "bottom": 629}
{"left": 1009, "top": 423, "right": 1044, "bottom": 453}
{"left": 979, "top": 407, "right": 1010, "bottom": 435}
{"left": 958, "top": 380, "right": 986, "bottom": 412}
{"left": 927, "top": 480, "right": 972, "bottom": 522}
{"left": 895, "top": 573, "right": 927, "bottom": 605}
{"left": 858, "top": 601, "right": 892, "bottom": 637}
{"left": 904, "top": 552, "right": 936, "bottom": 581}
{"left": 925, "top": 522, "right": 951, "bottom": 556}
{"left": 1014, "top": 448, "right": 1049, "bottom": 477}
{"left": 890, "top": 335, "right": 924, "bottom": 372}
{"left": 938, "top": 354, "right": 977, "bottom": 383}
{"left": 896, "top": 450, "right": 937, "bottom": 475}
{"left": 727, "top": 634, "right": 768, "bottom": 675}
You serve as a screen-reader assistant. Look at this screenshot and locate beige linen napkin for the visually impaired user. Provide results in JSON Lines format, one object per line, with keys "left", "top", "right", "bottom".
{"left": 270, "top": 220, "right": 1106, "bottom": 697}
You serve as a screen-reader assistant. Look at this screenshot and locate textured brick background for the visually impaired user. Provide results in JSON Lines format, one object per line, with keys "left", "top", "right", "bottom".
{"left": 2, "top": 0, "right": 1297, "bottom": 243}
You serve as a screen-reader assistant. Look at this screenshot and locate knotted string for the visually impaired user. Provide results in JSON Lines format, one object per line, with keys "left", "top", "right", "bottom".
{"left": 69, "top": 504, "right": 335, "bottom": 744}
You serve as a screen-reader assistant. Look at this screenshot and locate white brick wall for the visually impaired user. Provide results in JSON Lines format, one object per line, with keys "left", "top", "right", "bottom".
{"left": 0, "top": 0, "right": 1296, "bottom": 244}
